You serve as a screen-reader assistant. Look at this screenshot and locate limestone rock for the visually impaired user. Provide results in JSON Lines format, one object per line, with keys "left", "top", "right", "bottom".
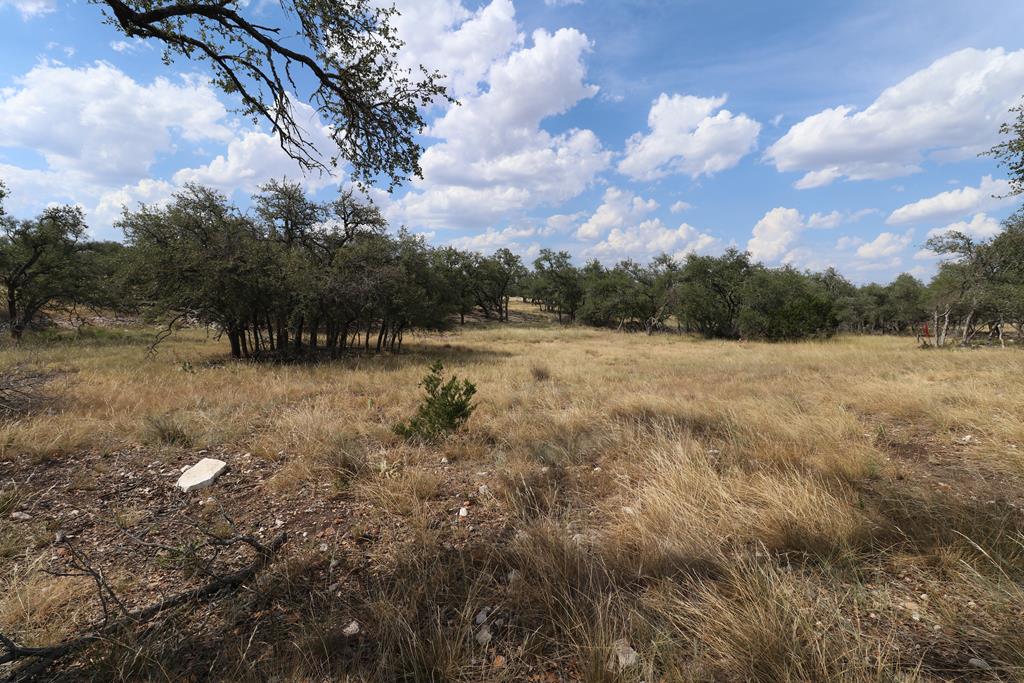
{"left": 176, "top": 458, "right": 227, "bottom": 493}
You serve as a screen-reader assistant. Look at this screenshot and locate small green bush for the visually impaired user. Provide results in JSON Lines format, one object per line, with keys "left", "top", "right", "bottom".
{"left": 395, "top": 361, "right": 477, "bottom": 442}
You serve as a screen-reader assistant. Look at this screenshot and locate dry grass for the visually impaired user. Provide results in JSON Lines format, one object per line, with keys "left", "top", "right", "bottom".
{"left": 1, "top": 311, "right": 1023, "bottom": 680}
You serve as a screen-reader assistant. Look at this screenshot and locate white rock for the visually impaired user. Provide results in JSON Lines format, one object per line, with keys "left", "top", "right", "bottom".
{"left": 343, "top": 620, "right": 360, "bottom": 637}
{"left": 607, "top": 638, "right": 639, "bottom": 672}
{"left": 968, "top": 658, "right": 991, "bottom": 670}
{"left": 459, "top": 506, "right": 469, "bottom": 518}
{"left": 10, "top": 511, "right": 31, "bottom": 522}
{"left": 475, "top": 624, "right": 492, "bottom": 646}
{"left": 475, "top": 607, "right": 491, "bottom": 625}
{"left": 176, "top": 458, "right": 227, "bottom": 493}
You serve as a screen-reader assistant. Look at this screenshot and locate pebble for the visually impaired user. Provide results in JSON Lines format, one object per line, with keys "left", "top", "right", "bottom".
{"left": 343, "top": 620, "right": 361, "bottom": 637}
{"left": 475, "top": 625, "right": 492, "bottom": 646}
{"left": 475, "top": 607, "right": 491, "bottom": 625}
{"left": 9, "top": 511, "right": 31, "bottom": 522}
{"left": 459, "top": 506, "right": 469, "bottom": 518}
{"left": 968, "top": 658, "right": 991, "bottom": 671}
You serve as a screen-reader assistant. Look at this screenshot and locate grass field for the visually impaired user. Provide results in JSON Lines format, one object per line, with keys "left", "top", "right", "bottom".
{"left": 1, "top": 308, "right": 1023, "bottom": 681}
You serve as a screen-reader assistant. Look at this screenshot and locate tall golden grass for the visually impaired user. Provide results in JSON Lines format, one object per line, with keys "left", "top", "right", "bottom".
{"left": 1, "top": 313, "right": 1023, "bottom": 680}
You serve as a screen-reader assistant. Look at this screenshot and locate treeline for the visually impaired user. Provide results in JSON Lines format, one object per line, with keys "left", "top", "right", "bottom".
{"left": 0, "top": 180, "right": 529, "bottom": 357}
{"left": 521, "top": 221, "right": 1024, "bottom": 344}
{"left": 1, "top": 178, "right": 1022, "bottom": 354}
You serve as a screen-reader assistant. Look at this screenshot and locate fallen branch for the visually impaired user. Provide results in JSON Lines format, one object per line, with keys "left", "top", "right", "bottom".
{"left": 0, "top": 532, "right": 287, "bottom": 680}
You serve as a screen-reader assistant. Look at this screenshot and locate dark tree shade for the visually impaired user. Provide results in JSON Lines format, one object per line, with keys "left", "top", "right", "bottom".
{"left": 95, "top": 0, "right": 449, "bottom": 189}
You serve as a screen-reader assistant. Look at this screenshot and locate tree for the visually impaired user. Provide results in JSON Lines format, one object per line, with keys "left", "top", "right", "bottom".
{"left": 676, "top": 248, "right": 753, "bottom": 338}
{"left": 532, "top": 249, "right": 583, "bottom": 323}
{"left": 0, "top": 202, "right": 88, "bottom": 339}
{"left": 472, "top": 248, "right": 526, "bottom": 322}
{"left": 434, "top": 247, "right": 477, "bottom": 325}
{"left": 578, "top": 260, "right": 637, "bottom": 329}
{"left": 737, "top": 267, "right": 835, "bottom": 341}
{"left": 121, "top": 184, "right": 276, "bottom": 358}
{"left": 95, "top": 0, "right": 449, "bottom": 188}
{"left": 986, "top": 101, "right": 1024, "bottom": 197}
{"left": 883, "top": 274, "right": 928, "bottom": 334}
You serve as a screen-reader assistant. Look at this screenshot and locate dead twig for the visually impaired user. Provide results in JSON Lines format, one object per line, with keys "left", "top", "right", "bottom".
{"left": 0, "top": 532, "right": 287, "bottom": 681}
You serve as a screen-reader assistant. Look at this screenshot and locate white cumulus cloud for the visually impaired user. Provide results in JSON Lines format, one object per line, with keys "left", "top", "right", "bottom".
{"left": 618, "top": 94, "right": 761, "bottom": 181}
{"left": 766, "top": 48, "right": 1024, "bottom": 188}
{"left": 856, "top": 230, "right": 914, "bottom": 259}
{"left": 391, "top": 9, "right": 610, "bottom": 230}
{"left": 0, "top": 0, "right": 54, "bottom": 19}
{"left": 886, "top": 175, "right": 1014, "bottom": 225}
{"left": 747, "top": 207, "right": 805, "bottom": 262}
{"left": 587, "top": 218, "right": 718, "bottom": 262}
{"left": 391, "top": 0, "right": 522, "bottom": 99}
{"left": 925, "top": 212, "right": 1003, "bottom": 241}
{"left": 576, "top": 187, "right": 658, "bottom": 240}
{"left": 0, "top": 61, "right": 233, "bottom": 188}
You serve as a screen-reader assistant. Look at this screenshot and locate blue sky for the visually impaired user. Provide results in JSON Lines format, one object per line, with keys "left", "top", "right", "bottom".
{"left": 2, "top": 0, "right": 1024, "bottom": 283}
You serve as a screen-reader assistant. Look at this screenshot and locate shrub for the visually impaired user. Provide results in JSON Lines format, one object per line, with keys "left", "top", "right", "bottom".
{"left": 395, "top": 361, "right": 477, "bottom": 442}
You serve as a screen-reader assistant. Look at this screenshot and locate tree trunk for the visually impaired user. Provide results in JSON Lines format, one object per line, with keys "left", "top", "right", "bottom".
{"left": 293, "top": 318, "right": 304, "bottom": 351}
{"left": 276, "top": 317, "right": 288, "bottom": 350}
{"left": 265, "top": 315, "right": 275, "bottom": 351}
{"left": 7, "top": 289, "right": 21, "bottom": 341}
{"left": 227, "top": 330, "right": 242, "bottom": 359}
{"left": 961, "top": 309, "right": 975, "bottom": 345}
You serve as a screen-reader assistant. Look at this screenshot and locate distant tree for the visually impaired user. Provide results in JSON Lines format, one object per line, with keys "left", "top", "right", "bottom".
{"left": 737, "top": 267, "right": 834, "bottom": 341}
{"left": 985, "top": 212, "right": 1024, "bottom": 340}
{"left": 884, "top": 274, "right": 928, "bottom": 334}
{"left": 926, "top": 214, "right": 1024, "bottom": 345}
{"left": 472, "top": 248, "right": 526, "bottom": 321}
{"left": 0, "top": 201, "right": 88, "bottom": 340}
{"left": 121, "top": 184, "right": 276, "bottom": 358}
{"left": 532, "top": 249, "right": 583, "bottom": 323}
{"left": 578, "top": 260, "right": 636, "bottom": 328}
{"left": 926, "top": 230, "right": 998, "bottom": 345}
{"left": 434, "top": 247, "right": 477, "bottom": 324}
{"left": 95, "top": 0, "right": 448, "bottom": 187}
{"left": 811, "top": 267, "right": 862, "bottom": 331}
{"left": 676, "top": 248, "right": 754, "bottom": 338}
